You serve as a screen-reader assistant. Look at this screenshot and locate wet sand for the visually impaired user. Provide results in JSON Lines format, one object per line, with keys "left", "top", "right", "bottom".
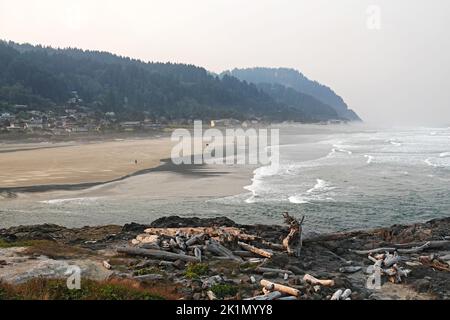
{"left": 0, "top": 138, "right": 175, "bottom": 189}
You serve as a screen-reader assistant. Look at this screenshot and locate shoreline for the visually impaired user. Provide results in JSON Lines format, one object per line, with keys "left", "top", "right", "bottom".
{"left": 0, "top": 135, "right": 174, "bottom": 190}
{"left": 1, "top": 215, "right": 449, "bottom": 300}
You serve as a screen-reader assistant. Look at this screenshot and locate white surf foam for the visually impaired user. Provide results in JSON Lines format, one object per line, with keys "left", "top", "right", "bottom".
{"left": 332, "top": 145, "right": 353, "bottom": 155}
{"left": 307, "top": 179, "right": 334, "bottom": 194}
{"left": 40, "top": 197, "right": 100, "bottom": 205}
{"left": 288, "top": 195, "right": 310, "bottom": 204}
{"left": 364, "top": 155, "right": 374, "bottom": 164}
{"left": 424, "top": 158, "right": 439, "bottom": 168}
{"left": 389, "top": 140, "right": 402, "bottom": 146}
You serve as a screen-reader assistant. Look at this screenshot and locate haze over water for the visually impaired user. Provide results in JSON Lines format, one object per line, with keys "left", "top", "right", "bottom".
{"left": 2, "top": 124, "right": 449, "bottom": 233}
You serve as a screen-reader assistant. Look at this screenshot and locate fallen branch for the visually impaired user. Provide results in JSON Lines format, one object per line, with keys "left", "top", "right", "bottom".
{"left": 282, "top": 213, "right": 305, "bottom": 257}
{"left": 205, "top": 240, "right": 243, "bottom": 263}
{"left": 351, "top": 241, "right": 432, "bottom": 255}
{"left": 255, "top": 267, "right": 294, "bottom": 275}
{"left": 260, "top": 279, "right": 300, "bottom": 297}
{"left": 238, "top": 242, "right": 273, "bottom": 259}
{"left": 245, "top": 291, "right": 283, "bottom": 301}
{"left": 303, "top": 274, "right": 335, "bottom": 287}
{"left": 117, "top": 247, "right": 200, "bottom": 262}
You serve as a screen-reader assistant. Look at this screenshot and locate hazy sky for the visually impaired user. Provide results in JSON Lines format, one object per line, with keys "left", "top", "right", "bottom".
{"left": 0, "top": 0, "right": 449, "bottom": 125}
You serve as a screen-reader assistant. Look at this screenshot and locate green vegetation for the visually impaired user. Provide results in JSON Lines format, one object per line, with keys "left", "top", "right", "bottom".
{"left": 184, "top": 263, "right": 209, "bottom": 279}
{"left": 133, "top": 266, "right": 164, "bottom": 277}
{"left": 239, "top": 261, "right": 260, "bottom": 272}
{"left": 0, "top": 279, "right": 167, "bottom": 300}
{"left": 210, "top": 284, "right": 238, "bottom": 299}
{"left": 226, "top": 67, "right": 362, "bottom": 121}
{"left": 0, "top": 41, "right": 356, "bottom": 122}
{"left": 0, "top": 239, "right": 34, "bottom": 248}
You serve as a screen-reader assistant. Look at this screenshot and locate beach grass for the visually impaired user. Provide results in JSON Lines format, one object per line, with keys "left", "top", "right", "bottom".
{"left": 0, "top": 278, "right": 180, "bottom": 300}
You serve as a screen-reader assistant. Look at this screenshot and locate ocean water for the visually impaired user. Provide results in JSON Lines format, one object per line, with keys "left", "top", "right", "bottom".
{"left": 1, "top": 124, "right": 450, "bottom": 233}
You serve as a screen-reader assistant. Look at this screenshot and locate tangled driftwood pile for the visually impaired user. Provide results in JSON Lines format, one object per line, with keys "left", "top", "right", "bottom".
{"left": 351, "top": 240, "right": 450, "bottom": 286}
{"left": 114, "top": 213, "right": 328, "bottom": 300}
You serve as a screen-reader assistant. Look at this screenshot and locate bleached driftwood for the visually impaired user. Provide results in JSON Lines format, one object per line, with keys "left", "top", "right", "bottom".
{"left": 330, "top": 289, "right": 343, "bottom": 300}
{"left": 245, "top": 291, "right": 283, "bottom": 301}
{"left": 117, "top": 247, "right": 200, "bottom": 262}
{"left": 207, "top": 291, "right": 218, "bottom": 300}
{"left": 205, "top": 240, "right": 244, "bottom": 262}
{"left": 144, "top": 227, "right": 258, "bottom": 241}
{"left": 339, "top": 266, "right": 362, "bottom": 273}
{"left": 282, "top": 213, "right": 305, "bottom": 257}
{"left": 186, "top": 233, "right": 205, "bottom": 246}
{"left": 341, "top": 289, "right": 352, "bottom": 300}
{"left": 277, "top": 296, "right": 298, "bottom": 301}
{"left": 194, "top": 247, "right": 202, "bottom": 262}
{"left": 260, "top": 279, "right": 300, "bottom": 297}
{"left": 176, "top": 236, "right": 187, "bottom": 250}
{"left": 136, "top": 234, "right": 159, "bottom": 244}
{"left": 383, "top": 252, "right": 401, "bottom": 267}
{"left": 255, "top": 267, "right": 294, "bottom": 275}
{"left": 102, "top": 260, "right": 112, "bottom": 270}
{"left": 303, "top": 274, "right": 335, "bottom": 287}
{"left": 351, "top": 241, "right": 449, "bottom": 255}
{"left": 238, "top": 242, "right": 273, "bottom": 259}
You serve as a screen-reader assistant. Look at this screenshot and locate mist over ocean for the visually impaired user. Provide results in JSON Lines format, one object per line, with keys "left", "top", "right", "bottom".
{"left": 1, "top": 124, "right": 449, "bottom": 234}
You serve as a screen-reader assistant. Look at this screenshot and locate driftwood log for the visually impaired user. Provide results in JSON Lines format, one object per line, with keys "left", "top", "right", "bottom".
{"left": 117, "top": 247, "right": 200, "bottom": 262}
{"left": 260, "top": 279, "right": 300, "bottom": 297}
{"left": 205, "top": 240, "right": 244, "bottom": 262}
{"left": 255, "top": 267, "right": 294, "bottom": 275}
{"left": 282, "top": 213, "right": 305, "bottom": 257}
{"left": 351, "top": 240, "right": 450, "bottom": 255}
{"left": 303, "top": 274, "right": 335, "bottom": 287}
{"left": 238, "top": 242, "right": 273, "bottom": 259}
{"left": 144, "top": 227, "right": 258, "bottom": 241}
{"left": 245, "top": 291, "right": 282, "bottom": 301}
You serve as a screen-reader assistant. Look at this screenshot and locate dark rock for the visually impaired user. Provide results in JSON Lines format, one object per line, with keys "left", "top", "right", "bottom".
{"left": 286, "top": 265, "right": 304, "bottom": 275}
{"left": 173, "top": 260, "right": 185, "bottom": 270}
{"left": 0, "top": 234, "right": 17, "bottom": 242}
{"left": 240, "top": 275, "right": 251, "bottom": 284}
{"left": 151, "top": 216, "right": 237, "bottom": 228}
{"left": 262, "top": 272, "right": 278, "bottom": 279}
{"left": 413, "top": 279, "right": 431, "bottom": 293}
{"left": 270, "top": 254, "right": 289, "bottom": 265}
{"left": 193, "top": 293, "right": 202, "bottom": 300}
{"left": 122, "top": 223, "right": 148, "bottom": 233}
{"left": 191, "top": 280, "right": 203, "bottom": 293}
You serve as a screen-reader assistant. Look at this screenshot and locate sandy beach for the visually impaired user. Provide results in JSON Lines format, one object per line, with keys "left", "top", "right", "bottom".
{"left": 0, "top": 137, "right": 175, "bottom": 188}
{"left": 0, "top": 135, "right": 256, "bottom": 228}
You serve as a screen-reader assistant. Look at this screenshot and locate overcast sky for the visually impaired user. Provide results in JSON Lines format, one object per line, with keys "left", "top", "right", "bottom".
{"left": 0, "top": 0, "right": 449, "bottom": 125}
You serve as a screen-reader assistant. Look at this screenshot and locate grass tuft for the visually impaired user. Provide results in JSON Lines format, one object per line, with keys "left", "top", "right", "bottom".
{"left": 184, "top": 263, "right": 209, "bottom": 279}
{"left": 0, "top": 278, "right": 180, "bottom": 300}
{"left": 210, "top": 284, "right": 238, "bottom": 299}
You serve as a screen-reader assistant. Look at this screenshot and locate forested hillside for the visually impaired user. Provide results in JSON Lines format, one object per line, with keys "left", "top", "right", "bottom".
{"left": 0, "top": 41, "right": 354, "bottom": 122}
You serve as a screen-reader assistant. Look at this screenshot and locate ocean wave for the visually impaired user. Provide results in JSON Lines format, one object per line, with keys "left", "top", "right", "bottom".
{"left": 289, "top": 179, "right": 335, "bottom": 204}
{"left": 424, "top": 158, "right": 439, "bottom": 168}
{"left": 40, "top": 197, "right": 101, "bottom": 205}
{"left": 364, "top": 155, "right": 374, "bottom": 164}
{"left": 440, "top": 152, "right": 450, "bottom": 158}
{"left": 307, "top": 179, "right": 335, "bottom": 194}
{"left": 388, "top": 140, "right": 402, "bottom": 146}
{"left": 332, "top": 145, "right": 353, "bottom": 155}
{"left": 288, "top": 195, "right": 310, "bottom": 204}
